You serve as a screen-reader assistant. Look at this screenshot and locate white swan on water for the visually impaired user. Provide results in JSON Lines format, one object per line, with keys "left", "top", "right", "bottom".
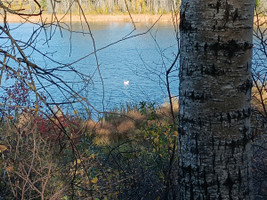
{"left": 124, "top": 80, "right": 129, "bottom": 86}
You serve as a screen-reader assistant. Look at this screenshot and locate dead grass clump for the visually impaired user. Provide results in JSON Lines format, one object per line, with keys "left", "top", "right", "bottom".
{"left": 117, "top": 120, "right": 135, "bottom": 134}
{"left": 95, "top": 121, "right": 115, "bottom": 136}
{"left": 127, "top": 110, "right": 145, "bottom": 122}
{"left": 100, "top": 121, "right": 115, "bottom": 129}
{"left": 86, "top": 119, "right": 97, "bottom": 130}
{"left": 157, "top": 106, "right": 172, "bottom": 119}
{"left": 96, "top": 128, "right": 111, "bottom": 136}
{"left": 147, "top": 120, "right": 157, "bottom": 127}
{"left": 159, "top": 97, "right": 179, "bottom": 118}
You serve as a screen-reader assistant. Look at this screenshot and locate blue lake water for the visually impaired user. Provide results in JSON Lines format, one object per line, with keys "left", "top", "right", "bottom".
{"left": 0, "top": 22, "right": 179, "bottom": 116}
{"left": 1, "top": 22, "right": 266, "bottom": 117}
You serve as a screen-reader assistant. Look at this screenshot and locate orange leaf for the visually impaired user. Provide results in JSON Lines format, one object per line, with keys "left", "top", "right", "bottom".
{"left": 0, "top": 145, "right": 7, "bottom": 152}
{"left": 89, "top": 154, "right": 95, "bottom": 160}
{"left": 6, "top": 166, "right": 14, "bottom": 172}
{"left": 7, "top": 116, "right": 13, "bottom": 120}
{"left": 91, "top": 177, "right": 98, "bottom": 184}
{"left": 173, "top": 131, "right": 178, "bottom": 136}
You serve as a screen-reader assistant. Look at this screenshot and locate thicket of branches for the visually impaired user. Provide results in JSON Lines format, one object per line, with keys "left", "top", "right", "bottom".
{"left": 252, "top": 5, "right": 267, "bottom": 200}
{"left": 0, "top": 0, "right": 181, "bottom": 199}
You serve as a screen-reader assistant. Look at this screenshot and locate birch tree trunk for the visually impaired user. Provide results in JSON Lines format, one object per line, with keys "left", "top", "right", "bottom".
{"left": 178, "top": 0, "right": 255, "bottom": 199}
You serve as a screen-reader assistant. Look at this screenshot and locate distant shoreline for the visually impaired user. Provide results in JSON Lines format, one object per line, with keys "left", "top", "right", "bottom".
{"left": 1, "top": 13, "right": 266, "bottom": 26}
{"left": 0, "top": 13, "right": 174, "bottom": 23}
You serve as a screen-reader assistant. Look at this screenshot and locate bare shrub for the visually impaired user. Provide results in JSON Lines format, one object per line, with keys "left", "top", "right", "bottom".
{"left": 252, "top": 83, "right": 267, "bottom": 113}
{"left": 0, "top": 124, "right": 65, "bottom": 199}
{"left": 16, "top": 111, "right": 34, "bottom": 133}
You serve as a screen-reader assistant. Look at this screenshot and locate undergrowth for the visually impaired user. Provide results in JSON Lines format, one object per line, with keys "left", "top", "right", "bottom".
{"left": 0, "top": 101, "right": 179, "bottom": 199}
{"left": 0, "top": 86, "right": 266, "bottom": 199}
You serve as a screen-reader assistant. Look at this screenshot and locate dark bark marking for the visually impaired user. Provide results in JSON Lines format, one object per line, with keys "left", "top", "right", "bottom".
{"left": 212, "top": 152, "right": 216, "bottom": 173}
{"left": 241, "top": 125, "right": 250, "bottom": 150}
{"left": 183, "top": 63, "right": 226, "bottom": 77}
{"left": 180, "top": 8, "right": 192, "bottom": 32}
{"left": 244, "top": 42, "right": 253, "bottom": 50}
{"left": 224, "top": 1, "right": 230, "bottom": 25}
{"left": 198, "top": 117, "right": 202, "bottom": 128}
{"left": 204, "top": 43, "right": 208, "bottom": 52}
{"left": 208, "top": 0, "right": 221, "bottom": 13}
{"left": 237, "top": 78, "right": 252, "bottom": 94}
{"left": 225, "top": 39, "right": 240, "bottom": 58}
{"left": 210, "top": 42, "right": 220, "bottom": 56}
{"left": 186, "top": 67, "right": 194, "bottom": 76}
{"left": 181, "top": 116, "right": 195, "bottom": 125}
{"left": 230, "top": 140, "right": 236, "bottom": 155}
{"left": 178, "top": 126, "right": 186, "bottom": 135}
{"left": 232, "top": 8, "right": 239, "bottom": 22}
{"left": 213, "top": 20, "right": 218, "bottom": 31}
{"left": 203, "top": 64, "right": 225, "bottom": 76}
{"left": 182, "top": 164, "right": 192, "bottom": 175}
{"left": 220, "top": 113, "right": 223, "bottom": 123}
{"left": 217, "top": 0, "right": 221, "bottom": 13}
{"left": 212, "top": 134, "right": 215, "bottom": 150}
{"left": 191, "top": 146, "right": 198, "bottom": 154}
{"left": 203, "top": 170, "right": 209, "bottom": 197}
{"left": 195, "top": 138, "right": 199, "bottom": 155}
{"left": 180, "top": 11, "right": 186, "bottom": 30}
{"left": 180, "top": 2, "right": 191, "bottom": 32}
{"left": 246, "top": 62, "right": 249, "bottom": 71}
{"left": 190, "top": 183, "right": 194, "bottom": 200}
{"left": 191, "top": 90, "right": 195, "bottom": 101}
{"left": 223, "top": 133, "right": 251, "bottom": 156}
{"left": 217, "top": 140, "right": 223, "bottom": 150}
{"left": 223, "top": 172, "right": 234, "bottom": 199}
{"left": 238, "top": 168, "right": 242, "bottom": 191}
{"left": 224, "top": 109, "right": 250, "bottom": 122}
{"left": 195, "top": 42, "right": 199, "bottom": 50}
{"left": 217, "top": 174, "right": 221, "bottom": 193}
{"left": 183, "top": 108, "right": 251, "bottom": 126}
{"left": 242, "top": 108, "right": 251, "bottom": 118}
{"left": 227, "top": 113, "right": 231, "bottom": 123}
{"left": 227, "top": 40, "right": 253, "bottom": 58}
{"left": 185, "top": 91, "right": 210, "bottom": 102}
{"left": 208, "top": 40, "right": 253, "bottom": 59}
{"left": 237, "top": 110, "right": 242, "bottom": 121}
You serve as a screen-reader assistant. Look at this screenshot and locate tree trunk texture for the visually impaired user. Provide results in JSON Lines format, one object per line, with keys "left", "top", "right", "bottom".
{"left": 178, "top": 0, "right": 255, "bottom": 199}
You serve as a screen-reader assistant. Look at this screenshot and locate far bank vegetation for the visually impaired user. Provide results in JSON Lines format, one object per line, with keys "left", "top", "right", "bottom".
{"left": 1, "top": 0, "right": 181, "bottom": 15}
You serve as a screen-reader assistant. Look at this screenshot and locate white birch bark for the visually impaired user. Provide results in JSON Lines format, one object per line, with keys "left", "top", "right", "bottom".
{"left": 178, "top": 0, "right": 255, "bottom": 199}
